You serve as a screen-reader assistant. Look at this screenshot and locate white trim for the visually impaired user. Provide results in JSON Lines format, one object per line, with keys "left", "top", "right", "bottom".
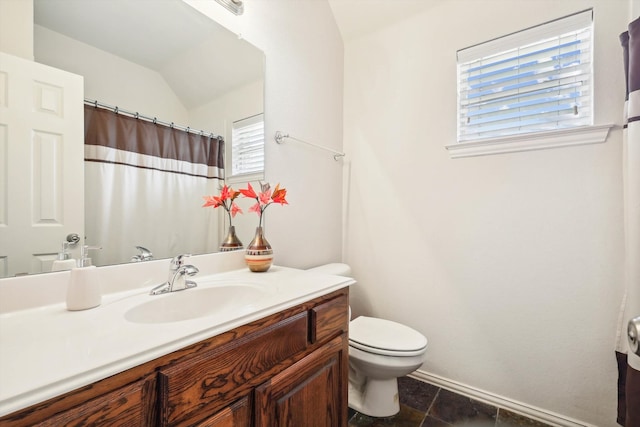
{"left": 226, "top": 171, "right": 264, "bottom": 185}
{"left": 445, "top": 124, "right": 614, "bottom": 159}
{"left": 410, "top": 370, "right": 596, "bottom": 427}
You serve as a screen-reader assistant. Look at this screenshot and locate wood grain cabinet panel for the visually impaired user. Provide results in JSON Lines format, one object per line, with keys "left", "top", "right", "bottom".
{"left": 158, "top": 312, "right": 309, "bottom": 426}
{"left": 310, "top": 294, "right": 349, "bottom": 344}
{"left": 254, "top": 336, "right": 347, "bottom": 427}
{"left": 195, "top": 397, "right": 251, "bottom": 427}
{"left": 33, "top": 376, "right": 155, "bottom": 427}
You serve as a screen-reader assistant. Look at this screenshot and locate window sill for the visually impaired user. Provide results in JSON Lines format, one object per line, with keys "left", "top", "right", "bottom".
{"left": 445, "top": 124, "right": 615, "bottom": 159}
{"left": 226, "top": 171, "right": 265, "bottom": 185}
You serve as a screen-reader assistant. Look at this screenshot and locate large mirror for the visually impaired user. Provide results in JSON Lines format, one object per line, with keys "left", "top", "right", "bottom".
{"left": 2, "top": 0, "right": 264, "bottom": 278}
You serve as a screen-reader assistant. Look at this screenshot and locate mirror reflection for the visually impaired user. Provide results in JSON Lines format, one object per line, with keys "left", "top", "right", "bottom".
{"left": 3, "top": 0, "right": 264, "bottom": 278}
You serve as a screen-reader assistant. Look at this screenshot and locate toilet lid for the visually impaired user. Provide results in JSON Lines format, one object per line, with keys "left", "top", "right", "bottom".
{"left": 349, "top": 316, "right": 427, "bottom": 356}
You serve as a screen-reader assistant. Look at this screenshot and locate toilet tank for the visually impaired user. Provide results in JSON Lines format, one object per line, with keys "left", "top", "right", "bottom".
{"left": 306, "top": 263, "right": 352, "bottom": 276}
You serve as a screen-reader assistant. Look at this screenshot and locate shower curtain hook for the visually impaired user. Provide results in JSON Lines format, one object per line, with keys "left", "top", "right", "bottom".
{"left": 114, "top": 106, "right": 119, "bottom": 114}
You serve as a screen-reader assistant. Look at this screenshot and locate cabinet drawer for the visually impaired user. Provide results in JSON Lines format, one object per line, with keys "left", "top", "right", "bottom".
{"left": 159, "top": 311, "right": 308, "bottom": 426}
{"left": 34, "top": 378, "right": 154, "bottom": 426}
{"left": 310, "top": 294, "right": 348, "bottom": 344}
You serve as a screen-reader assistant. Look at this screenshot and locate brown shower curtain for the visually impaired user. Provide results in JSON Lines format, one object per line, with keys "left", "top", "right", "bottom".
{"left": 84, "top": 105, "right": 224, "bottom": 179}
{"left": 617, "top": 16, "right": 640, "bottom": 427}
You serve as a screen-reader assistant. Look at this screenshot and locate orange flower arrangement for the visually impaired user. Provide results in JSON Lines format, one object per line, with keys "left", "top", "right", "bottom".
{"left": 239, "top": 182, "right": 288, "bottom": 228}
{"left": 202, "top": 185, "right": 243, "bottom": 225}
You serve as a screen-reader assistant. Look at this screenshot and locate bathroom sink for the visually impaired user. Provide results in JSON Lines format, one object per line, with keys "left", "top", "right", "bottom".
{"left": 124, "top": 283, "right": 268, "bottom": 324}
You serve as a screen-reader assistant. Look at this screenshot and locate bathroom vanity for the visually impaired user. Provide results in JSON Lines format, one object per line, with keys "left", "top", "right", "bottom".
{"left": 0, "top": 256, "right": 353, "bottom": 426}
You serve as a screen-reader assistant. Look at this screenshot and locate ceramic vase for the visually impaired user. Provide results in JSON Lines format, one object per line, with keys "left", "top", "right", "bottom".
{"left": 219, "top": 226, "right": 243, "bottom": 252}
{"left": 245, "top": 226, "right": 273, "bottom": 272}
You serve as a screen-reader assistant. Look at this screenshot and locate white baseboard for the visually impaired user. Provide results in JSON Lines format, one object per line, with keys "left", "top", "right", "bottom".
{"left": 409, "top": 370, "right": 594, "bottom": 427}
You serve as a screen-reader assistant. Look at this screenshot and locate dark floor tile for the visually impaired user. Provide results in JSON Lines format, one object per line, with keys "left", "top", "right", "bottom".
{"left": 350, "top": 407, "right": 358, "bottom": 420}
{"left": 496, "top": 409, "right": 554, "bottom": 426}
{"left": 399, "top": 376, "right": 440, "bottom": 412}
{"left": 420, "top": 415, "right": 453, "bottom": 427}
{"left": 348, "top": 404, "right": 426, "bottom": 427}
{"left": 428, "top": 389, "right": 496, "bottom": 426}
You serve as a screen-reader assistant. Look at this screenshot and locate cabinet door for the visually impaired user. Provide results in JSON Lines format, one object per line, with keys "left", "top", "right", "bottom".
{"left": 196, "top": 397, "right": 250, "bottom": 427}
{"left": 254, "top": 336, "right": 348, "bottom": 427}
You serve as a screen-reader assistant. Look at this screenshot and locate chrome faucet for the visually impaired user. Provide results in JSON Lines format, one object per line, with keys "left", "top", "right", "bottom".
{"left": 131, "top": 246, "right": 154, "bottom": 262}
{"left": 149, "top": 254, "right": 199, "bottom": 295}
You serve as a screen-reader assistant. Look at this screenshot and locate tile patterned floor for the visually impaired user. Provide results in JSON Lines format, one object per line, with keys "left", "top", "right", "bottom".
{"left": 348, "top": 377, "right": 554, "bottom": 427}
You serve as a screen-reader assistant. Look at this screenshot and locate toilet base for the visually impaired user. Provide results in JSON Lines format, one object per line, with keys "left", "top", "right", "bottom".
{"left": 348, "top": 377, "right": 400, "bottom": 417}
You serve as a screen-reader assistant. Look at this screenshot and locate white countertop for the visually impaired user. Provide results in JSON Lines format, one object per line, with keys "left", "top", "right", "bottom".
{"left": 0, "top": 264, "right": 354, "bottom": 417}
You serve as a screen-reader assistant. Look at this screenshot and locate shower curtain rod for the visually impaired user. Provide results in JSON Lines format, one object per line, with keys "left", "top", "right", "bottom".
{"left": 274, "top": 131, "right": 345, "bottom": 161}
{"left": 84, "top": 98, "right": 223, "bottom": 140}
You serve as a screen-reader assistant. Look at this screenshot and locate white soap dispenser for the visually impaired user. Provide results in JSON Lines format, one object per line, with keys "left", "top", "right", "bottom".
{"left": 66, "top": 245, "right": 102, "bottom": 311}
{"left": 51, "top": 241, "right": 77, "bottom": 272}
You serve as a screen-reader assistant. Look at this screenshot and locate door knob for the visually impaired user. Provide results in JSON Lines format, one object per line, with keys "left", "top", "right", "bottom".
{"left": 629, "top": 316, "right": 640, "bottom": 356}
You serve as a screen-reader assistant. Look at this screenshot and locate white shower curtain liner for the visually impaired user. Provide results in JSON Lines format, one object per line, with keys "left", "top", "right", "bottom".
{"left": 84, "top": 162, "right": 219, "bottom": 266}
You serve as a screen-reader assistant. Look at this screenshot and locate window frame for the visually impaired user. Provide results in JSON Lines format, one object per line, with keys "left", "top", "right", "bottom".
{"left": 226, "top": 113, "right": 265, "bottom": 183}
{"left": 449, "top": 9, "right": 612, "bottom": 158}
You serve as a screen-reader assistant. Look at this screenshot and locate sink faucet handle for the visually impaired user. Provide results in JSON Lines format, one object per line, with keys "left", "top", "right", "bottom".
{"left": 170, "top": 254, "right": 192, "bottom": 270}
{"left": 181, "top": 265, "right": 199, "bottom": 277}
{"left": 132, "top": 246, "right": 154, "bottom": 262}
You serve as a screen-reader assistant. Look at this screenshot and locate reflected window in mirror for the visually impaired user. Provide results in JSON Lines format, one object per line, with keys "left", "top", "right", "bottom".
{"left": 230, "top": 113, "right": 265, "bottom": 182}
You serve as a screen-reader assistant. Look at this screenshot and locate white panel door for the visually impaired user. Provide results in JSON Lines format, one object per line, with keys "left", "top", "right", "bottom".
{"left": 0, "top": 52, "right": 84, "bottom": 277}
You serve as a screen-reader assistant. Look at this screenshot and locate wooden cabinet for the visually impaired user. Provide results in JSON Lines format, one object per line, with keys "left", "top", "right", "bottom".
{"left": 0, "top": 288, "right": 349, "bottom": 427}
{"left": 31, "top": 377, "right": 156, "bottom": 427}
{"left": 255, "top": 336, "right": 348, "bottom": 427}
{"left": 194, "top": 397, "right": 251, "bottom": 427}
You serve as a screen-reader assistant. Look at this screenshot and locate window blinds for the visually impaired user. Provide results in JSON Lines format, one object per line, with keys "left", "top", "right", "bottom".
{"left": 231, "top": 114, "right": 264, "bottom": 177}
{"left": 457, "top": 9, "right": 593, "bottom": 142}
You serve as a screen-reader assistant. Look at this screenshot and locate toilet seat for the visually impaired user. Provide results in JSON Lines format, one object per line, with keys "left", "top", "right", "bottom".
{"left": 349, "top": 316, "right": 427, "bottom": 357}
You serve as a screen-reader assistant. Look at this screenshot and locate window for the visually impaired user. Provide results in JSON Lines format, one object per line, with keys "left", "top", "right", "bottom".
{"left": 230, "top": 113, "right": 264, "bottom": 179}
{"left": 456, "top": 9, "right": 594, "bottom": 145}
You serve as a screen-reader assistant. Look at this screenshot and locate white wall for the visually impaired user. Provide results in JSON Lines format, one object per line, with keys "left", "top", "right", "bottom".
{"left": 34, "top": 25, "right": 189, "bottom": 124}
{"left": 0, "top": 0, "right": 32, "bottom": 60}
{"left": 343, "top": 1, "right": 629, "bottom": 425}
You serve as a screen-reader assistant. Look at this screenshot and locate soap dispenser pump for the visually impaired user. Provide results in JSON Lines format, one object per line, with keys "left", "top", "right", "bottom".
{"left": 51, "top": 242, "right": 76, "bottom": 272}
{"left": 51, "top": 233, "right": 81, "bottom": 272}
{"left": 66, "top": 245, "right": 102, "bottom": 311}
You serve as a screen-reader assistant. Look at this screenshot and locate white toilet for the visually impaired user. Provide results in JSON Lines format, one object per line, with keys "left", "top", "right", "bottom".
{"left": 306, "top": 263, "right": 428, "bottom": 418}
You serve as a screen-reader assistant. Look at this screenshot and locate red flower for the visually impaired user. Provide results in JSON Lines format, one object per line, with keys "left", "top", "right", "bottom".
{"left": 239, "top": 182, "right": 257, "bottom": 199}
{"left": 203, "top": 185, "right": 243, "bottom": 223}
{"left": 240, "top": 182, "right": 288, "bottom": 227}
{"left": 271, "top": 184, "right": 288, "bottom": 205}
